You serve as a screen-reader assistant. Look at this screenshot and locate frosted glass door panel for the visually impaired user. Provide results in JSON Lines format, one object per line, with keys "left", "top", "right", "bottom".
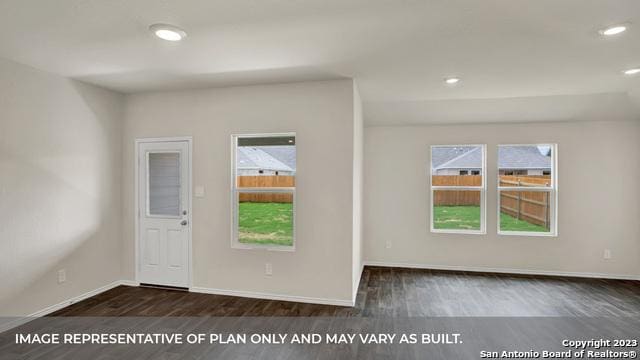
{"left": 148, "top": 152, "right": 181, "bottom": 217}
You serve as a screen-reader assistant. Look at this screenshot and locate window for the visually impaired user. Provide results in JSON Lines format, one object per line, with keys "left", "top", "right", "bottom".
{"left": 232, "top": 134, "right": 296, "bottom": 249}
{"left": 430, "top": 145, "right": 486, "bottom": 234}
{"left": 498, "top": 144, "right": 557, "bottom": 236}
{"left": 147, "top": 152, "right": 181, "bottom": 217}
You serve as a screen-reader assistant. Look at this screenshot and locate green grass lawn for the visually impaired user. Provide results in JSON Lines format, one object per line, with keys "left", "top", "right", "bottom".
{"left": 239, "top": 203, "right": 546, "bottom": 245}
{"left": 238, "top": 202, "right": 293, "bottom": 246}
{"left": 499, "top": 212, "right": 548, "bottom": 232}
{"left": 434, "top": 206, "right": 548, "bottom": 232}
{"left": 433, "top": 206, "right": 481, "bottom": 230}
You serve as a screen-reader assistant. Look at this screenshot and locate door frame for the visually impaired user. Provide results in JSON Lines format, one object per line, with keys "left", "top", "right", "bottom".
{"left": 134, "top": 136, "right": 193, "bottom": 288}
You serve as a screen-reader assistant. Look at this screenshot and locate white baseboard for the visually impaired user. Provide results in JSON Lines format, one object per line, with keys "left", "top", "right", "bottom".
{"left": 190, "top": 286, "right": 354, "bottom": 307}
{"left": 1, "top": 278, "right": 354, "bottom": 335}
{"left": 0, "top": 280, "right": 133, "bottom": 334}
{"left": 11, "top": 261, "right": 632, "bottom": 335}
{"left": 363, "top": 261, "right": 640, "bottom": 281}
{"left": 119, "top": 280, "right": 140, "bottom": 287}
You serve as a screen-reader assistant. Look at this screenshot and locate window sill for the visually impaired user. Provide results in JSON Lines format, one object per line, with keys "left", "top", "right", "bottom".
{"left": 231, "top": 243, "right": 296, "bottom": 252}
{"left": 498, "top": 230, "right": 557, "bottom": 237}
{"left": 430, "top": 229, "right": 486, "bottom": 235}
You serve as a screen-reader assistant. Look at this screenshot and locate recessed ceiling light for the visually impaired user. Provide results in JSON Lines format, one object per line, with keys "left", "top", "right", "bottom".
{"left": 149, "top": 24, "right": 187, "bottom": 42}
{"left": 444, "top": 77, "right": 460, "bottom": 85}
{"left": 599, "top": 24, "right": 627, "bottom": 36}
{"left": 623, "top": 68, "right": 640, "bottom": 75}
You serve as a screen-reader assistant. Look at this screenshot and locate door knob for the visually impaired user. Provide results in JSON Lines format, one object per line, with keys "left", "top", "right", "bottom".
{"left": 180, "top": 220, "right": 188, "bottom": 226}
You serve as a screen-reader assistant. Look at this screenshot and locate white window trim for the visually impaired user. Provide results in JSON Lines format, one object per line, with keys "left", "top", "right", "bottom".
{"left": 497, "top": 144, "right": 558, "bottom": 237}
{"left": 430, "top": 144, "right": 487, "bottom": 235}
{"left": 231, "top": 133, "right": 296, "bottom": 251}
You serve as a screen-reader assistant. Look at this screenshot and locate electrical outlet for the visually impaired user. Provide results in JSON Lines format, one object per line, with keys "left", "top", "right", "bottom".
{"left": 265, "top": 263, "right": 273, "bottom": 276}
{"left": 603, "top": 249, "right": 612, "bottom": 260}
{"left": 385, "top": 241, "right": 392, "bottom": 249}
{"left": 57, "top": 269, "right": 66, "bottom": 284}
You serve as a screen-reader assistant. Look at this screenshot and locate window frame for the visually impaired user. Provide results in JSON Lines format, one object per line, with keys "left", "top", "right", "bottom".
{"left": 497, "top": 144, "right": 558, "bottom": 237}
{"left": 430, "top": 144, "right": 487, "bottom": 235}
{"left": 230, "top": 132, "right": 296, "bottom": 251}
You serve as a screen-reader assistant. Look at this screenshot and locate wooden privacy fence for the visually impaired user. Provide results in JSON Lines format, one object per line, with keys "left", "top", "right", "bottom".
{"left": 238, "top": 175, "right": 294, "bottom": 203}
{"left": 432, "top": 175, "right": 551, "bottom": 229}
{"left": 499, "top": 176, "right": 551, "bottom": 229}
{"left": 432, "top": 175, "right": 481, "bottom": 206}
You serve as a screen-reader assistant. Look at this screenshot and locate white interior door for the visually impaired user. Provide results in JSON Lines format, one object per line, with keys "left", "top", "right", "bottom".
{"left": 137, "top": 140, "right": 190, "bottom": 288}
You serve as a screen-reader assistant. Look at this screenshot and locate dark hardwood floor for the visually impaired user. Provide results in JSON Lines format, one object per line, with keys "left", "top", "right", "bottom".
{"left": 4, "top": 267, "right": 637, "bottom": 360}
{"left": 50, "top": 266, "right": 640, "bottom": 317}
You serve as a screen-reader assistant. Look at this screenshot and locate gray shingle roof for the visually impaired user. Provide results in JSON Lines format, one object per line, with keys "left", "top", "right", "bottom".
{"left": 435, "top": 147, "right": 482, "bottom": 169}
{"left": 432, "top": 145, "right": 551, "bottom": 170}
{"left": 237, "top": 146, "right": 296, "bottom": 172}
{"left": 431, "top": 146, "right": 478, "bottom": 169}
{"left": 260, "top": 146, "right": 296, "bottom": 170}
{"left": 498, "top": 146, "right": 551, "bottom": 170}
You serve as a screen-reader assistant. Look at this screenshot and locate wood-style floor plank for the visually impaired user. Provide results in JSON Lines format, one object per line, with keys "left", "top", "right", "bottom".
{"left": 49, "top": 266, "right": 640, "bottom": 318}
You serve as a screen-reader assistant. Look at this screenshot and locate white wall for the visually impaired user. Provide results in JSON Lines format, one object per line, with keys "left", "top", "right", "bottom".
{"left": 122, "top": 79, "right": 359, "bottom": 303}
{"left": 0, "top": 57, "right": 124, "bottom": 316}
{"left": 364, "top": 120, "right": 640, "bottom": 278}
{"left": 352, "top": 84, "right": 364, "bottom": 300}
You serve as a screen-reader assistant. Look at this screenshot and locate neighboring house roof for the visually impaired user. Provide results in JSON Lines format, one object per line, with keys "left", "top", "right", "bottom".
{"left": 435, "top": 146, "right": 482, "bottom": 170}
{"left": 432, "top": 145, "right": 551, "bottom": 171}
{"left": 237, "top": 146, "right": 295, "bottom": 172}
{"left": 498, "top": 146, "right": 551, "bottom": 170}
{"left": 260, "top": 146, "right": 296, "bottom": 170}
{"left": 431, "top": 146, "right": 477, "bottom": 169}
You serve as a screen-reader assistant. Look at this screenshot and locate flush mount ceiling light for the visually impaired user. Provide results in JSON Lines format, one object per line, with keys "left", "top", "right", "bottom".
{"left": 599, "top": 24, "right": 628, "bottom": 36}
{"left": 444, "top": 77, "right": 460, "bottom": 85}
{"left": 149, "top": 23, "right": 187, "bottom": 41}
{"left": 623, "top": 68, "right": 640, "bottom": 75}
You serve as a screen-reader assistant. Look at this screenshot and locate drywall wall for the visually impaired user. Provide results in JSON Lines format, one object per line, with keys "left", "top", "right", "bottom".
{"left": 352, "top": 84, "right": 364, "bottom": 300}
{"left": 365, "top": 92, "right": 640, "bottom": 126}
{"left": 123, "top": 79, "right": 359, "bottom": 303}
{"left": 0, "top": 57, "right": 124, "bottom": 317}
{"left": 364, "top": 120, "right": 640, "bottom": 278}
